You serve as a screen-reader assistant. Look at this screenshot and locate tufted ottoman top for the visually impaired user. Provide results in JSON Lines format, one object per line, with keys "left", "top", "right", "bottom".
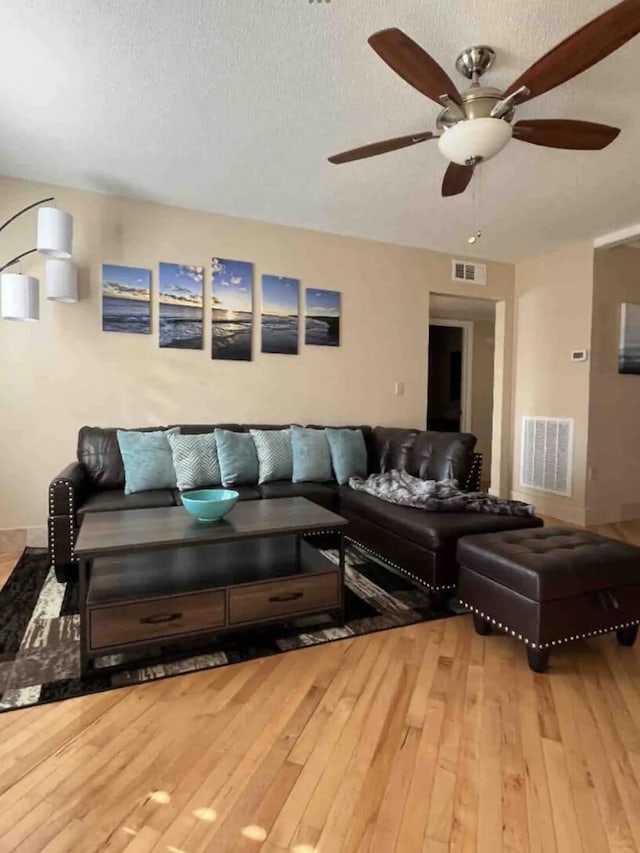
{"left": 457, "top": 527, "right": 640, "bottom": 602}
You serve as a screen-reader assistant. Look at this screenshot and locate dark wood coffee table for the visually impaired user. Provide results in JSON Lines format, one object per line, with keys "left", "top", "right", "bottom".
{"left": 74, "top": 497, "right": 348, "bottom": 676}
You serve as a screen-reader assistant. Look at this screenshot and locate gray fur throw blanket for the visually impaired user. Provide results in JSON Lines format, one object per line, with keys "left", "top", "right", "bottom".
{"left": 349, "top": 469, "right": 535, "bottom": 517}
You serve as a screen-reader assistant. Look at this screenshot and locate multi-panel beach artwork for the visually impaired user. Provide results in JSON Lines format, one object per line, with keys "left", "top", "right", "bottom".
{"left": 305, "top": 288, "right": 341, "bottom": 347}
{"left": 159, "top": 263, "right": 204, "bottom": 349}
{"left": 261, "top": 275, "right": 300, "bottom": 355}
{"left": 102, "top": 258, "right": 341, "bottom": 356}
{"left": 102, "top": 264, "right": 151, "bottom": 334}
{"left": 211, "top": 257, "right": 254, "bottom": 361}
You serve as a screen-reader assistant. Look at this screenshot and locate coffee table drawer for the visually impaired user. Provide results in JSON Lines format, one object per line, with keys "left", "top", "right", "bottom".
{"left": 89, "top": 591, "right": 226, "bottom": 651}
{"left": 229, "top": 573, "right": 338, "bottom": 624}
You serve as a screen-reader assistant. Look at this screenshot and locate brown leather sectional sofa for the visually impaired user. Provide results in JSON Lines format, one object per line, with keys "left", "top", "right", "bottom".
{"left": 48, "top": 423, "right": 542, "bottom": 602}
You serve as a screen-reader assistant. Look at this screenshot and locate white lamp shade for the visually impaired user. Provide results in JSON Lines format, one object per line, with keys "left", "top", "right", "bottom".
{"left": 1, "top": 273, "right": 39, "bottom": 321}
{"left": 46, "top": 259, "right": 78, "bottom": 303}
{"left": 37, "top": 207, "right": 73, "bottom": 258}
{"left": 438, "top": 118, "right": 513, "bottom": 166}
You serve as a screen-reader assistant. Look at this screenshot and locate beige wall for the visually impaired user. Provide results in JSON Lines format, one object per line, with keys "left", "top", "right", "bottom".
{"left": 0, "top": 175, "right": 515, "bottom": 530}
{"left": 512, "top": 242, "right": 595, "bottom": 524}
{"left": 587, "top": 247, "right": 640, "bottom": 524}
{"left": 470, "top": 318, "right": 495, "bottom": 481}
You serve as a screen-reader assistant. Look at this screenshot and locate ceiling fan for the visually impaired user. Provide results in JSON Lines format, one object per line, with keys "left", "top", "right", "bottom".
{"left": 328, "top": 0, "right": 640, "bottom": 197}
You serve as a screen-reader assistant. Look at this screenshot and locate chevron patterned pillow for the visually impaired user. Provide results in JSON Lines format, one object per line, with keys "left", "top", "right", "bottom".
{"left": 250, "top": 429, "right": 293, "bottom": 484}
{"left": 168, "top": 432, "right": 221, "bottom": 491}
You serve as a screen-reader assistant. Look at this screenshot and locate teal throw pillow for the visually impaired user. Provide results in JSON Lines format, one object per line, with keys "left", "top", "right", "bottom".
{"left": 291, "top": 426, "right": 332, "bottom": 483}
{"left": 325, "top": 428, "right": 368, "bottom": 485}
{"left": 215, "top": 429, "right": 259, "bottom": 486}
{"left": 168, "top": 432, "right": 221, "bottom": 491}
{"left": 250, "top": 429, "right": 293, "bottom": 484}
{"left": 116, "top": 428, "right": 180, "bottom": 495}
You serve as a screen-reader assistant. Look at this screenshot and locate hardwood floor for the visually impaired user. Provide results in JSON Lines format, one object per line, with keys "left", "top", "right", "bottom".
{"left": 2, "top": 520, "right": 640, "bottom": 851}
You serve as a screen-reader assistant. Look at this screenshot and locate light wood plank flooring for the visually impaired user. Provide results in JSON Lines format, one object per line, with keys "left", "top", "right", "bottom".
{"left": 1, "top": 519, "right": 640, "bottom": 851}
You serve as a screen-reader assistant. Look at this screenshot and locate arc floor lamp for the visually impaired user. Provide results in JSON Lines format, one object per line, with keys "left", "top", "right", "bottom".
{"left": 0, "top": 196, "right": 77, "bottom": 321}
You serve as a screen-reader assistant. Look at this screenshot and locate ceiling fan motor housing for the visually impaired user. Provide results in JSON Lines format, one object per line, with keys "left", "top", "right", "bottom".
{"left": 437, "top": 71, "right": 515, "bottom": 166}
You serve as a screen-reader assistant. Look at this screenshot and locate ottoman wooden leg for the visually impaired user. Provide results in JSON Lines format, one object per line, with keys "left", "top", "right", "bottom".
{"left": 617, "top": 625, "right": 638, "bottom": 647}
{"left": 527, "top": 647, "right": 550, "bottom": 674}
{"left": 473, "top": 614, "right": 491, "bottom": 635}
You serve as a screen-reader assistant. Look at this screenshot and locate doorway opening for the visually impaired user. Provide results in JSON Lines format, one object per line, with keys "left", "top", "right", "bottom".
{"left": 427, "top": 320, "right": 472, "bottom": 433}
{"left": 428, "top": 295, "right": 496, "bottom": 491}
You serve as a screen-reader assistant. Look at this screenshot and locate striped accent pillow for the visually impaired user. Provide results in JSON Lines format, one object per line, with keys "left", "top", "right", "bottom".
{"left": 250, "top": 429, "right": 293, "bottom": 484}
{"left": 168, "top": 432, "right": 221, "bottom": 491}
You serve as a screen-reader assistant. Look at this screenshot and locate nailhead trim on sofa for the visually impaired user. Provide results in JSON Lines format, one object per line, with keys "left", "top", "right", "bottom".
{"left": 458, "top": 599, "right": 640, "bottom": 650}
{"left": 48, "top": 478, "right": 77, "bottom": 572}
{"left": 464, "top": 453, "right": 483, "bottom": 492}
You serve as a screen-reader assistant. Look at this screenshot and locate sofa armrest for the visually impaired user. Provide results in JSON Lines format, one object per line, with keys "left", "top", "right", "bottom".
{"left": 463, "top": 453, "right": 483, "bottom": 492}
{"left": 48, "top": 462, "right": 88, "bottom": 516}
{"left": 48, "top": 462, "right": 87, "bottom": 582}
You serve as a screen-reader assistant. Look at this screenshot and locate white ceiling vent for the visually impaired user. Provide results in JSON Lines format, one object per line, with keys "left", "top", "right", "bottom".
{"left": 452, "top": 260, "right": 487, "bottom": 285}
{"left": 520, "top": 417, "right": 574, "bottom": 497}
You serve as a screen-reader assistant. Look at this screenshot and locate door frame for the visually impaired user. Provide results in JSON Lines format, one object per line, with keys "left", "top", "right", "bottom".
{"left": 427, "top": 318, "right": 474, "bottom": 433}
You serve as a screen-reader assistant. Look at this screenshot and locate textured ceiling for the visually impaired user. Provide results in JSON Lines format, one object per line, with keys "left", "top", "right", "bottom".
{"left": 1, "top": 0, "right": 640, "bottom": 262}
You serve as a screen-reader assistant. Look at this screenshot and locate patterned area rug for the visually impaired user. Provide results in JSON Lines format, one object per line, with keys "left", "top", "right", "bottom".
{"left": 0, "top": 544, "right": 456, "bottom": 713}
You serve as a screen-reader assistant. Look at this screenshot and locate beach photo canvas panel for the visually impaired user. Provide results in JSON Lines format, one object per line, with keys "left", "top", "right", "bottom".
{"left": 305, "top": 288, "right": 341, "bottom": 347}
{"left": 211, "top": 258, "right": 253, "bottom": 361}
{"left": 619, "top": 303, "right": 640, "bottom": 374}
{"left": 261, "top": 275, "right": 299, "bottom": 355}
{"left": 102, "top": 264, "right": 151, "bottom": 334}
{"left": 159, "top": 263, "right": 204, "bottom": 349}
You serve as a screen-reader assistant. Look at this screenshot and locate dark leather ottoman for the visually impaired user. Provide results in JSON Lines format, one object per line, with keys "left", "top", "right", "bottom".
{"left": 457, "top": 527, "right": 640, "bottom": 672}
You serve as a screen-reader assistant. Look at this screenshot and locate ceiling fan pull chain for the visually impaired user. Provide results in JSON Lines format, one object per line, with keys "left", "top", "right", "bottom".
{"left": 468, "top": 166, "right": 482, "bottom": 245}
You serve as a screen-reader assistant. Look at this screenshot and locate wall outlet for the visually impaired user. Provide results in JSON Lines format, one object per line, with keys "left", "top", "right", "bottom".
{"left": 571, "top": 350, "right": 588, "bottom": 362}
{"left": 394, "top": 381, "right": 405, "bottom": 396}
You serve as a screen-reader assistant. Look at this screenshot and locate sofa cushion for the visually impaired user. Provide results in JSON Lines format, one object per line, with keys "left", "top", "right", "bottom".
{"left": 169, "top": 423, "right": 243, "bottom": 435}
{"left": 370, "top": 427, "right": 418, "bottom": 473}
{"left": 307, "top": 424, "right": 372, "bottom": 439}
{"left": 168, "top": 432, "right": 221, "bottom": 490}
{"left": 117, "top": 428, "right": 180, "bottom": 495}
{"left": 291, "top": 427, "right": 333, "bottom": 483}
{"left": 77, "top": 426, "right": 166, "bottom": 490}
{"left": 258, "top": 481, "right": 337, "bottom": 503}
{"left": 325, "top": 428, "right": 368, "bottom": 485}
{"left": 407, "top": 431, "right": 477, "bottom": 483}
{"left": 228, "top": 485, "right": 262, "bottom": 501}
{"left": 172, "top": 485, "right": 260, "bottom": 503}
{"left": 340, "top": 488, "right": 542, "bottom": 553}
{"left": 78, "top": 489, "right": 176, "bottom": 516}
{"left": 215, "top": 429, "right": 259, "bottom": 486}
{"left": 250, "top": 429, "right": 293, "bottom": 484}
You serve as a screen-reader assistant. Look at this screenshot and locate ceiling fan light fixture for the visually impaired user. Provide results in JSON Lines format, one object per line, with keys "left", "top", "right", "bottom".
{"left": 437, "top": 117, "right": 513, "bottom": 165}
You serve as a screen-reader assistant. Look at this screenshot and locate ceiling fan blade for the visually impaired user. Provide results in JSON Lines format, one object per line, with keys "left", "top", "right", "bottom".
{"left": 368, "top": 28, "right": 462, "bottom": 106}
{"left": 442, "top": 162, "right": 475, "bottom": 197}
{"left": 503, "top": 0, "right": 640, "bottom": 103}
{"left": 328, "top": 132, "right": 435, "bottom": 164}
{"left": 512, "top": 119, "right": 621, "bottom": 149}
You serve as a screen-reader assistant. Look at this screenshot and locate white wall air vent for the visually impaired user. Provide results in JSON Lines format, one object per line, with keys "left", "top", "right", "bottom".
{"left": 520, "top": 417, "right": 574, "bottom": 497}
{"left": 452, "top": 260, "right": 487, "bottom": 285}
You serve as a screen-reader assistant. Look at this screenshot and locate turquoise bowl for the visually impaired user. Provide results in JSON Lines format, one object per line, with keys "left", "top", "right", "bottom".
{"left": 181, "top": 489, "right": 239, "bottom": 522}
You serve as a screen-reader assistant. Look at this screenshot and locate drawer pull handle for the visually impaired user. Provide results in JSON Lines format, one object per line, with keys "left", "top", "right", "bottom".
{"left": 269, "top": 592, "right": 304, "bottom": 603}
{"left": 139, "top": 612, "right": 183, "bottom": 625}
